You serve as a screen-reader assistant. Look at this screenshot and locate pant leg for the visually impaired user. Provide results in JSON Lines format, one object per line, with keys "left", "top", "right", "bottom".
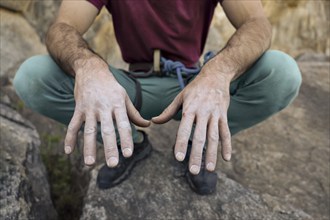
{"left": 14, "top": 50, "right": 302, "bottom": 142}
{"left": 137, "top": 75, "right": 182, "bottom": 119}
{"left": 228, "top": 50, "right": 302, "bottom": 135}
{"left": 13, "top": 55, "right": 76, "bottom": 125}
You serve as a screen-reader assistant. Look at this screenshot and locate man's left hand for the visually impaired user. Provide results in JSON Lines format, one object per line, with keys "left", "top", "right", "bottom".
{"left": 152, "top": 61, "right": 233, "bottom": 175}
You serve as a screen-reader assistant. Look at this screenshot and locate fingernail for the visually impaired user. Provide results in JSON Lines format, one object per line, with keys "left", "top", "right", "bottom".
{"left": 64, "top": 146, "right": 72, "bottom": 154}
{"left": 107, "top": 157, "right": 118, "bottom": 167}
{"left": 123, "top": 148, "right": 132, "bottom": 157}
{"left": 175, "top": 152, "right": 185, "bottom": 161}
{"left": 207, "top": 162, "right": 215, "bottom": 171}
{"left": 190, "top": 165, "right": 200, "bottom": 175}
{"left": 225, "top": 154, "right": 231, "bottom": 161}
{"left": 85, "top": 156, "right": 95, "bottom": 165}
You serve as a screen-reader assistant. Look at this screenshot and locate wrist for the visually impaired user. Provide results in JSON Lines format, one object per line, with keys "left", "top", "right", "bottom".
{"left": 202, "top": 57, "right": 236, "bottom": 82}
{"left": 74, "top": 56, "right": 110, "bottom": 77}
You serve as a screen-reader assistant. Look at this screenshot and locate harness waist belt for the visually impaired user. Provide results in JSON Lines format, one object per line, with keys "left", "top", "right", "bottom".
{"left": 129, "top": 62, "right": 153, "bottom": 72}
{"left": 128, "top": 50, "right": 215, "bottom": 89}
{"left": 129, "top": 61, "right": 201, "bottom": 73}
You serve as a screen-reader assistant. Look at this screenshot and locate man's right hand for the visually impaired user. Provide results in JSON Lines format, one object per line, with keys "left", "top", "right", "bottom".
{"left": 63, "top": 57, "right": 150, "bottom": 167}
{"left": 44, "top": 1, "right": 150, "bottom": 166}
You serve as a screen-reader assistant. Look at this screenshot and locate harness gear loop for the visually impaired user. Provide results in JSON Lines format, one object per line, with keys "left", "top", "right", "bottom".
{"left": 153, "top": 49, "right": 161, "bottom": 73}
{"left": 160, "top": 51, "right": 216, "bottom": 89}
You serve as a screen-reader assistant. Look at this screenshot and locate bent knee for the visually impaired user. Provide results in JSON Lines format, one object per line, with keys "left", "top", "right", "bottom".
{"left": 14, "top": 55, "right": 52, "bottom": 93}
{"left": 259, "top": 50, "right": 302, "bottom": 107}
{"left": 14, "top": 56, "right": 39, "bottom": 103}
{"left": 14, "top": 55, "right": 60, "bottom": 82}
{"left": 13, "top": 55, "right": 68, "bottom": 110}
{"left": 261, "top": 50, "right": 302, "bottom": 89}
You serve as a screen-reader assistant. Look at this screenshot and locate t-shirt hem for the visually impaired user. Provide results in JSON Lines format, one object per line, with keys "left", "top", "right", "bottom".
{"left": 86, "top": 0, "right": 105, "bottom": 11}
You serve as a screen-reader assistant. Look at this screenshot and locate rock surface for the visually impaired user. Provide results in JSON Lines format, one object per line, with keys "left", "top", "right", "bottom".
{"left": 207, "top": 1, "right": 330, "bottom": 57}
{"left": 263, "top": 0, "right": 330, "bottom": 56}
{"left": 0, "top": 0, "right": 61, "bottom": 38}
{"left": 0, "top": 1, "right": 30, "bottom": 13}
{"left": 0, "top": 103, "right": 57, "bottom": 220}
{"left": 81, "top": 137, "right": 311, "bottom": 220}
{"left": 0, "top": 9, "right": 46, "bottom": 79}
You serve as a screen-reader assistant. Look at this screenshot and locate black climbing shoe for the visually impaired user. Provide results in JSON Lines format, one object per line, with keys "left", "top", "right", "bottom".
{"left": 97, "top": 130, "right": 152, "bottom": 189}
{"left": 174, "top": 141, "right": 217, "bottom": 195}
{"left": 185, "top": 166, "right": 218, "bottom": 195}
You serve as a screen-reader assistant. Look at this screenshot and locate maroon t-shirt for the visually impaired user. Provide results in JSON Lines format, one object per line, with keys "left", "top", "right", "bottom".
{"left": 87, "top": 0, "right": 222, "bottom": 67}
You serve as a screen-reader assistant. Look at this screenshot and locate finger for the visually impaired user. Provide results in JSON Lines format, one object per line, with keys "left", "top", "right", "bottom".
{"left": 152, "top": 93, "right": 183, "bottom": 124}
{"left": 114, "top": 108, "right": 134, "bottom": 158}
{"left": 83, "top": 114, "right": 97, "bottom": 165}
{"left": 100, "top": 113, "right": 118, "bottom": 167}
{"left": 64, "top": 110, "right": 83, "bottom": 154}
{"left": 219, "top": 116, "right": 232, "bottom": 161}
{"left": 205, "top": 117, "right": 219, "bottom": 171}
{"left": 174, "top": 112, "right": 195, "bottom": 161}
{"left": 125, "top": 95, "right": 150, "bottom": 127}
{"left": 189, "top": 116, "right": 208, "bottom": 175}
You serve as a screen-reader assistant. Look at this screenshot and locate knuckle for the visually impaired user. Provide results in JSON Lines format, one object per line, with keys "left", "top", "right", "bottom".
{"left": 179, "top": 127, "right": 191, "bottom": 136}
{"left": 117, "top": 121, "right": 131, "bottom": 129}
{"left": 221, "top": 132, "right": 231, "bottom": 144}
{"left": 67, "top": 124, "right": 76, "bottom": 132}
{"left": 176, "top": 140, "right": 188, "bottom": 148}
{"left": 120, "top": 128, "right": 132, "bottom": 137}
{"left": 182, "top": 111, "right": 194, "bottom": 119}
{"left": 193, "top": 135, "right": 205, "bottom": 145}
{"left": 209, "top": 132, "right": 219, "bottom": 142}
{"left": 225, "top": 129, "right": 232, "bottom": 137}
{"left": 211, "top": 112, "right": 220, "bottom": 119}
{"left": 121, "top": 136, "right": 133, "bottom": 145}
{"left": 104, "top": 145, "right": 118, "bottom": 155}
{"left": 65, "top": 131, "right": 73, "bottom": 139}
{"left": 113, "top": 102, "right": 125, "bottom": 110}
{"left": 85, "top": 126, "right": 97, "bottom": 134}
{"left": 64, "top": 137, "right": 72, "bottom": 145}
{"left": 208, "top": 157, "right": 217, "bottom": 164}
{"left": 101, "top": 126, "right": 114, "bottom": 135}
{"left": 219, "top": 113, "right": 228, "bottom": 122}
{"left": 191, "top": 155, "right": 203, "bottom": 163}
{"left": 222, "top": 145, "right": 232, "bottom": 154}
{"left": 163, "top": 107, "right": 170, "bottom": 114}
{"left": 197, "top": 110, "right": 209, "bottom": 117}
{"left": 207, "top": 153, "right": 217, "bottom": 162}
{"left": 74, "top": 105, "right": 84, "bottom": 112}
{"left": 132, "top": 109, "right": 139, "bottom": 116}
{"left": 64, "top": 132, "right": 74, "bottom": 143}
{"left": 220, "top": 131, "right": 231, "bottom": 142}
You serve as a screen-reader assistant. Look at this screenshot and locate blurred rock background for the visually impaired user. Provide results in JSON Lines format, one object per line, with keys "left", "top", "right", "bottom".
{"left": 0, "top": 0, "right": 329, "bottom": 220}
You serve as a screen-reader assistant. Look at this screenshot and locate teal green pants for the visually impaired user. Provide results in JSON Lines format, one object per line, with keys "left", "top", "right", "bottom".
{"left": 13, "top": 50, "right": 301, "bottom": 143}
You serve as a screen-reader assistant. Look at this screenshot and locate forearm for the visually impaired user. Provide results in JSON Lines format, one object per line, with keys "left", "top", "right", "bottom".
{"left": 206, "top": 17, "right": 272, "bottom": 80}
{"left": 46, "top": 22, "right": 107, "bottom": 77}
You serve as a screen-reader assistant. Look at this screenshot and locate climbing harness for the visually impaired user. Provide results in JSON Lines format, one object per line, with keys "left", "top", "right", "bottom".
{"left": 125, "top": 49, "right": 216, "bottom": 110}
{"left": 160, "top": 51, "right": 216, "bottom": 89}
